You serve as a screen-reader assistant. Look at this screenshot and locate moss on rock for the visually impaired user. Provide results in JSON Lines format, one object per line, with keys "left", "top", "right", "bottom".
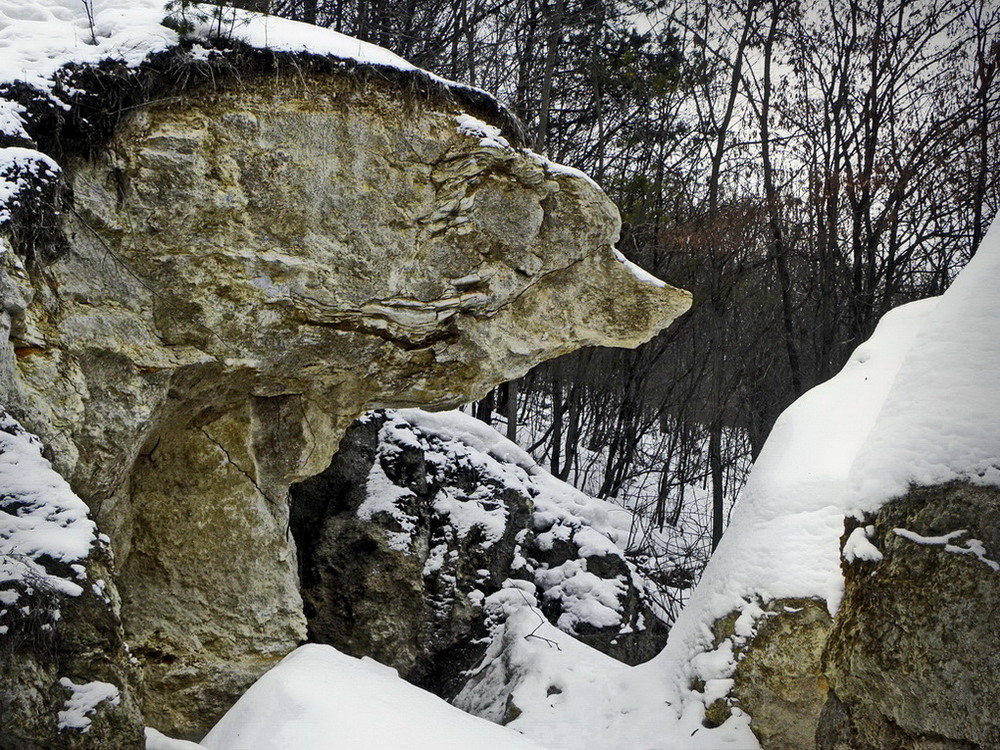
{"left": 818, "top": 481, "right": 1000, "bottom": 749}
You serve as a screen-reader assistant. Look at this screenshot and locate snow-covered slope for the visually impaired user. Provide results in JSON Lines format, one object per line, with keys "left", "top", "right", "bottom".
{"left": 199, "top": 644, "right": 546, "bottom": 750}
{"left": 848, "top": 219, "right": 1000, "bottom": 503}
{"left": 653, "top": 296, "right": 939, "bottom": 694}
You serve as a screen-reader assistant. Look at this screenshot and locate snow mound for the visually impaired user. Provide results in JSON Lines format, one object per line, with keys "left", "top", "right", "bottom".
{"left": 199, "top": 643, "right": 546, "bottom": 750}
{"left": 455, "top": 587, "right": 756, "bottom": 749}
{"left": 848, "top": 215, "right": 1000, "bottom": 503}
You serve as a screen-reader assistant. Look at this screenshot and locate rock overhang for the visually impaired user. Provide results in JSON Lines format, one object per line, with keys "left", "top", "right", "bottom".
{"left": 0, "top": 21, "right": 693, "bottom": 742}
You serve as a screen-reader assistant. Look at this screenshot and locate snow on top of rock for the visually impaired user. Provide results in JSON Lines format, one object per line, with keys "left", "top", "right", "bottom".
{"left": 397, "top": 408, "right": 638, "bottom": 551}
{"left": 0, "top": 147, "right": 61, "bottom": 223}
{"left": 0, "top": 409, "right": 100, "bottom": 611}
{"left": 0, "top": 0, "right": 486, "bottom": 235}
{"left": 456, "top": 113, "right": 513, "bottom": 151}
{"left": 848, "top": 214, "right": 1000, "bottom": 505}
{"left": 358, "top": 458, "right": 419, "bottom": 552}
{"left": 199, "top": 643, "right": 547, "bottom": 750}
{"left": 56, "top": 677, "right": 120, "bottom": 733}
{"left": 369, "top": 409, "right": 670, "bottom": 642}
{"left": 611, "top": 247, "right": 668, "bottom": 288}
{"left": 0, "top": 0, "right": 415, "bottom": 108}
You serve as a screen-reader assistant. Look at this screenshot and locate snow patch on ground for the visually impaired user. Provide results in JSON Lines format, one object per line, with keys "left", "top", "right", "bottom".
{"left": 144, "top": 727, "right": 206, "bottom": 750}
{"left": 455, "top": 589, "right": 756, "bottom": 749}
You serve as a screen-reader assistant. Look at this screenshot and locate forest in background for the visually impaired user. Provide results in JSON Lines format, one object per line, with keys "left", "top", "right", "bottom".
{"left": 209, "top": 0, "right": 999, "bottom": 613}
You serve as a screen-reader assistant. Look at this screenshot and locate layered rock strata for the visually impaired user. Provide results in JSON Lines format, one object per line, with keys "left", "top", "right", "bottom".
{"left": 1, "top": 52, "right": 690, "bottom": 741}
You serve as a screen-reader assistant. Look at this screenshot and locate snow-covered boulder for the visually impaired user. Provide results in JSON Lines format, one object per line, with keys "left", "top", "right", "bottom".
{"left": 290, "top": 408, "right": 669, "bottom": 697}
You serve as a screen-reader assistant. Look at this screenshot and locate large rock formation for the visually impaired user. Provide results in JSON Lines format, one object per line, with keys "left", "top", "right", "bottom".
{"left": 290, "top": 409, "right": 669, "bottom": 700}
{"left": 696, "top": 482, "right": 1000, "bottom": 750}
{"left": 818, "top": 482, "right": 1000, "bottom": 749}
{"left": 0, "top": 45, "right": 690, "bottom": 743}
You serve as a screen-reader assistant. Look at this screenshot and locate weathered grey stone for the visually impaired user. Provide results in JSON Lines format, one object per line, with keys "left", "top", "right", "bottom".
{"left": 733, "top": 599, "right": 832, "bottom": 749}
{"left": 291, "top": 410, "right": 669, "bottom": 702}
{"left": 700, "top": 598, "right": 832, "bottom": 749}
{"left": 3, "top": 65, "right": 690, "bottom": 739}
{"left": 818, "top": 482, "right": 1000, "bottom": 750}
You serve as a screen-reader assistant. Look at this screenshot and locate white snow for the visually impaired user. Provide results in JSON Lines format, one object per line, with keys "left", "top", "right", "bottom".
{"left": 847, "top": 215, "right": 1000, "bottom": 504}
{"left": 433, "top": 486, "right": 508, "bottom": 546}
{"left": 893, "top": 528, "right": 1000, "bottom": 572}
{"left": 633, "top": 214, "right": 1000, "bottom": 741}
{"left": 612, "top": 247, "right": 669, "bottom": 288}
{"left": 357, "top": 459, "right": 418, "bottom": 552}
{"left": 145, "top": 727, "right": 206, "bottom": 750}
{"left": 456, "top": 113, "right": 512, "bottom": 151}
{"left": 842, "top": 526, "right": 883, "bottom": 563}
{"left": 199, "top": 644, "right": 546, "bottom": 750}
{"left": 461, "top": 213, "right": 998, "bottom": 749}
{"left": 57, "top": 677, "right": 120, "bottom": 733}
{"left": 0, "top": 410, "right": 99, "bottom": 612}
{"left": 0, "top": 147, "right": 62, "bottom": 221}
{"left": 455, "top": 590, "right": 756, "bottom": 749}
{"left": 657, "top": 291, "right": 938, "bottom": 668}
{"left": 0, "top": 0, "right": 417, "bottom": 116}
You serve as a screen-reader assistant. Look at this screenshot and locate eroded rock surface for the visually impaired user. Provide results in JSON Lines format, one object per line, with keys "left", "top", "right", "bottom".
{"left": 698, "top": 598, "right": 831, "bottom": 749}
{"left": 2, "top": 55, "right": 689, "bottom": 739}
{"left": 818, "top": 482, "right": 1000, "bottom": 750}
{"left": 290, "top": 409, "right": 670, "bottom": 700}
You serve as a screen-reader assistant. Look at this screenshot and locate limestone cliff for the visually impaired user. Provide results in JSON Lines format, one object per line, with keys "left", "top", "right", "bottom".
{"left": 0, "top": 43, "right": 690, "bottom": 745}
